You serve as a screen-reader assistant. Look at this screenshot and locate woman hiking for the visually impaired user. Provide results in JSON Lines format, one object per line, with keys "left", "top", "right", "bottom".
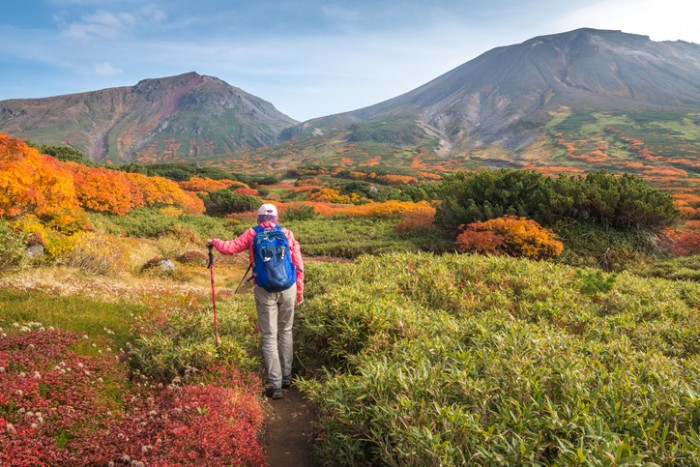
{"left": 206, "top": 203, "right": 304, "bottom": 400}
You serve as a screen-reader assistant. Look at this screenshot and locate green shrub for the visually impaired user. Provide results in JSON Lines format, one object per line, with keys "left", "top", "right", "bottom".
{"left": 435, "top": 169, "right": 679, "bottom": 233}
{"left": 634, "top": 255, "right": 700, "bottom": 282}
{"left": 286, "top": 217, "right": 448, "bottom": 258}
{"left": 102, "top": 207, "right": 176, "bottom": 237}
{"left": 283, "top": 205, "right": 319, "bottom": 221}
{"left": 0, "top": 219, "right": 26, "bottom": 270}
{"left": 575, "top": 269, "right": 617, "bottom": 294}
{"left": 201, "top": 189, "right": 261, "bottom": 216}
{"left": 176, "top": 214, "right": 232, "bottom": 240}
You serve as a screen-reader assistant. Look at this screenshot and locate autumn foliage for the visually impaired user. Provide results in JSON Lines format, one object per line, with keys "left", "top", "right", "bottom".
{"left": 0, "top": 134, "right": 204, "bottom": 221}
{"left": 0, "top": 135, "right": 79, "bottom": 219}
{"left": 177, "top": 177, "right": 242, "bottom": 193}
{"left": 306, "top": 188, "right": 361, "bottom": 204}
{"left": 456, "top": 216, "right": 564, "bottom": 260}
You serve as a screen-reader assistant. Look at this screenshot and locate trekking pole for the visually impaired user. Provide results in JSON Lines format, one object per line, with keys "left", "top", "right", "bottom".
{"left": 234, "top": 264, "right": 253, "bottom": 294}
{"left": 207, "top": 245, "right": 221, "bottom": 348}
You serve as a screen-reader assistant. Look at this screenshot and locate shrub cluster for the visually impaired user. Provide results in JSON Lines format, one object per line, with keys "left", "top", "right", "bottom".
{"left": 0, "top": 135, "right": 204, "bottom": 224}
{"left": 127, "top": 292, "right": 261, "bottom": 381}
{"left": 435, "top": 169, "right": 679, "bottom": 233}
{"left": 201, "top": 189, "right": 261, "bottom": 217}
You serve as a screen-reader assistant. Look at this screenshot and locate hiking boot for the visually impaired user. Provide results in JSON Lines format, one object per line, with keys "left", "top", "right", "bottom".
{"left": 282, "top": 376, "right": 292, "bottom": 389}
{"left": 265, "top": 386, "right": 283, "bottom": 400}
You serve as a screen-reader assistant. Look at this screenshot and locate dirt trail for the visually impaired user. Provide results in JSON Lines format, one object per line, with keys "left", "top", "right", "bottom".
{"left": 264, "top": 386, "right": 315, "bottom": 466}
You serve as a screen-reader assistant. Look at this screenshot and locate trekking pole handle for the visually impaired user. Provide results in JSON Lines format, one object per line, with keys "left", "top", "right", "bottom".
{"left": 207, "top": 245, "right": 214, "bottom": 269}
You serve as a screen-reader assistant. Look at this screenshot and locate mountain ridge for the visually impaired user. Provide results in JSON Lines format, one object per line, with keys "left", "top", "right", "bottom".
{"left": 2, "top": 28, "right": 700, "bottom": 174}
{"left": 284, "top": 28, "right": 700, "bottom": 158}
{"left": 0, "top": 71, "right": 297, "bottom": 163}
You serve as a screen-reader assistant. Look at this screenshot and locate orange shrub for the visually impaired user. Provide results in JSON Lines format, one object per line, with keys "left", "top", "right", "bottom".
{"left": 179, "top": 190, "right": 206, "bottom": 214}
{"left": 396, "top": 207, "right": 436, "bottom": 231}
{"left": 0, "top": 135, "right": 79, "bottom": 219}
{"left": 126, "top": 173, "right": 186, "bottom": 207}
{"left": 375, "top": 174, "right": 419, "bottom": 185}
{"left": 670, "top": 232, "right": 700, "bottom": 255}
{"left": 456, "top": 216, "right": 563, "bottom": 260}
{"left": 234, "top": 188, "right": 259, "bottom": 196}
{"left": 178, "top": 177, "right": 241, "bottom": 193}
{"left": 64, "top": 162, "right": 143, "bottom": 215}
{"left": 416, "top": 171, "right": 443, "bottom": 181}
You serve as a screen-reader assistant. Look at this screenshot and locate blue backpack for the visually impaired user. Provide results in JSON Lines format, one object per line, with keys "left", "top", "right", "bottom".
{"left": 252, "top": 225, "right": 297, "bottom": 292}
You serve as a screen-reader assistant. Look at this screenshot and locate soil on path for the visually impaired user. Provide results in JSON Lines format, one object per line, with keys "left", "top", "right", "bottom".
{"left": 264, "top": 386, "right": 315, "bottom": 466}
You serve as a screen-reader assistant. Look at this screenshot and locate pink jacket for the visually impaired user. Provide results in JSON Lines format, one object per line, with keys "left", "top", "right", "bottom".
{"left": 211, "top": 224, "right": 304, "bottom": 297}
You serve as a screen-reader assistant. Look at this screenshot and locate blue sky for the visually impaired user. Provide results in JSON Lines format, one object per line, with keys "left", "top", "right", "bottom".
{"left": 2, "top": 0, "right": 699, "bottom": 121}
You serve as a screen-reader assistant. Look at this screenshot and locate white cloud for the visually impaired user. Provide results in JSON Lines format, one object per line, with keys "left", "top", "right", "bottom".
{"left": 554, "top": 0, "right": 700, "bottom": 44}
{"left": 60, "top": 5, "right": 166, "bottom": 40}
{"left": 93, "top": 62, "right": 122, "bottom": 76}
{"left": 63, "top": 11, "right": 136, "bottom": 39}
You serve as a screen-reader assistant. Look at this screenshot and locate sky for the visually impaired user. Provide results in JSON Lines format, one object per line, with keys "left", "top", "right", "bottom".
{"left": 1, "top": 0, "right": 699, "bottom": 122}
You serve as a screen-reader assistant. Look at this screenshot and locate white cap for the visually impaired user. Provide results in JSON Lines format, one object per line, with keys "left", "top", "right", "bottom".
{"left": 257, "top": 203, "right": 278, "bottom": 216}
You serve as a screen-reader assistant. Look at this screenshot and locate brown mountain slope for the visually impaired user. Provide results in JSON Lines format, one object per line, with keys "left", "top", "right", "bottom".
{"left": 0, "top": 72, "right": 297, "bottom": 163}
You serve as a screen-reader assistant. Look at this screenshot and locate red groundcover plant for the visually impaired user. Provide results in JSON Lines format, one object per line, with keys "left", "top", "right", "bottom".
{"left": 0, "top": 328, "right": 266, "bottom": 466}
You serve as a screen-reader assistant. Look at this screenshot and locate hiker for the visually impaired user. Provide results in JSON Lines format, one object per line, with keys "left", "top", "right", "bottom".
{"left": 206, "top": 204, "right": 304, "bottom": 400}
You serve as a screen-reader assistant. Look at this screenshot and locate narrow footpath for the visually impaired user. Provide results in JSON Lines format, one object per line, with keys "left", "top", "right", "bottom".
{"left": 264, "top": 386, "right": 315, "bottom": 466}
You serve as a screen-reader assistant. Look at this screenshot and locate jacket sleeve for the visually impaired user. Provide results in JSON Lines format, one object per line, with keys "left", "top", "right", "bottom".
{"left": 212, "top": 228, "right": 255, "bottom": 257}
{"left": 286, "top": 229, "right": 304, "bottom": 296}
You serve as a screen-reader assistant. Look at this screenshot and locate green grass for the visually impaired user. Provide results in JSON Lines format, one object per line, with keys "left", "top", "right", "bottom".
{"left": 284, "top": 217, "right": 454, "bottom": 258}
{"left": 0, "top": 289, "right": 148, "bottom": 351}
{"left": 634, "top": 255, "right": 700, "bottom": 282}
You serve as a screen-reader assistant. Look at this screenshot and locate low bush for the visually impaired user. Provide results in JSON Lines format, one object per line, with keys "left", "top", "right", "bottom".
{"left": 49, "top": 231, "right": 129, "bottom": 275}
{"left": 435, "top": 169, "right": 679, "bottom": 233}
{"left": 201, "top": 189, "right": 261, "bottom": 216}
{"left": 283, "top": 205, "right": 319, "bottom": 221}
{"left": 285, "top": 217, "right": 450, "bottom": 258}
{"left": 634, "top": 255, "right": 700, "bottom": 282}
{"left": 176, "top": 213, "right": 232, "bottom": 240}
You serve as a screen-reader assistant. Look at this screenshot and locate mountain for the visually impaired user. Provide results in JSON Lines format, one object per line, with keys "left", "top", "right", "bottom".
{"left": 0, "top": 72, "right": 297, "bottom": 163}
{"left": 3, "top": 29, "right": 700, "bottom": 176}
{"left": 287, "top": 28, "right": 700, "bottom": 150}
{"left": 269, "top": 28, "right": 700, "bottom": 172}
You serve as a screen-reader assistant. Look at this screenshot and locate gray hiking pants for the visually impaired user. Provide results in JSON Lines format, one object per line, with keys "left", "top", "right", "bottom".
{"left": 254, "top": 283, "right": 296, "bottom": 389}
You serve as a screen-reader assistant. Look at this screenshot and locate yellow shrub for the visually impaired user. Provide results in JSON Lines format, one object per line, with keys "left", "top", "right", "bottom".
{"left": 456, "top": 216, "right": 564, "bottom": 260}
